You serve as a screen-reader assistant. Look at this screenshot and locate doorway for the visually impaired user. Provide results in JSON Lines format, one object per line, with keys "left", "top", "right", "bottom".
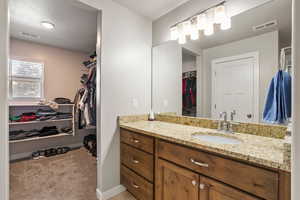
{"left": 7, "top": 0, "right": 101, "bottom": 199}
{"left": 182, "top": 48, "right": 197, "bottom": 117}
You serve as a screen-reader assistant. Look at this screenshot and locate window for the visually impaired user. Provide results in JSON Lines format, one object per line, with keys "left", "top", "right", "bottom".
{"left": 9, "top": 59, "right": 44, "bottom": 100}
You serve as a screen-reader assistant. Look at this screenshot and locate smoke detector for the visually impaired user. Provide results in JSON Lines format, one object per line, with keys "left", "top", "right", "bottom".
{"left": 253, "top": 20, "right": 278, "bottom": 32}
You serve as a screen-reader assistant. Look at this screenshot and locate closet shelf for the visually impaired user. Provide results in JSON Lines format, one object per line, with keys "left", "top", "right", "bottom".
{"left": 9, "top": 132, "right": 73, "bottom": 144}
{"left": 9, "top": 118, "right": 72, "bottom": 125}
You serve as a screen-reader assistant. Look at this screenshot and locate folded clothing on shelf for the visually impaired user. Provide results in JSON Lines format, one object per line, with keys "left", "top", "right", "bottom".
{"left": 36, "top": 109, "right": 57, "bottom": 117}
{"left": 17, "top": 112, "right": 38, "bottom": 122}
{"left": 10, "top": 108, "right": 72, "bottom": 123}
{"left": 39, "top": 126, "right": 59, "bottom": 137}
{"left": 9, "top": 126, "right": 62, "bottom": 141}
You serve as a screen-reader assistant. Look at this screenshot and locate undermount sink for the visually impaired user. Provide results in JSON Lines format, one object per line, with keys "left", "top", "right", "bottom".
{"left": 191, "top": 133, "right": 242, "bottom": 145}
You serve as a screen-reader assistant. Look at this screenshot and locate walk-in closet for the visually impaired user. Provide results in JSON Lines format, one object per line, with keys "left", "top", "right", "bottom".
{"left": 8, "top": 0, "right": 100, "bottom": 199}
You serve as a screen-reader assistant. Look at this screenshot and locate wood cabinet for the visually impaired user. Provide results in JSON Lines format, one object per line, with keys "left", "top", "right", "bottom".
{"left": 120, "top": 129, "right": 154, "bottom": 199}
{"left": 157, "top": 140, "right": 278, "bottom": 200}
{"left": 120, "top": 128, "right": 291, "bottom": 200}
{"left": 156, "top": 159, "right": 199, "bottom": 200}
{"left": 156, "top": 159, "right": 261, "bottom": 200}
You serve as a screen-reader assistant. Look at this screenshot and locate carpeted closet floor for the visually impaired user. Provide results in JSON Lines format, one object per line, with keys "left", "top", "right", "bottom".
{"left": 10, "top": 147, "right": 135, "bottom": 200}
{"left": 10, "top": 148, "right": 98, "bottom": 200}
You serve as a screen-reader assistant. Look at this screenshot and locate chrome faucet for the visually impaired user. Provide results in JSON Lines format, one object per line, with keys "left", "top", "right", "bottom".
{"left": 218, "top": 110, "right": 239, "bottom": 133}
{"left": 229, "top": 110, "right": 237, "bottom": 132}
{"left": 218, "top": 111, "right": 228, "bottom": 131}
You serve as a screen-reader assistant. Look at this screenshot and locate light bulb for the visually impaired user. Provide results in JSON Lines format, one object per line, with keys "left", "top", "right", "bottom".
{"left": 204, "top": 9, "right": 215, "bottom": 36}
{"left": 204, "top": 23, "right": 214, "bottom": 36}
{"left": 190, "top": 18, "right": 199, "bottom": 40}
{"left": 221, "top": 17, "right": 231, "bottom": 30}
{"left": 197, "top": 13, "right": 207, "bottom": 30}
{"left": 170, "top": 26, "right": 179, "bottom": 40}
{"left": 178, "top": 33, "right": 186, "bottom": 44}
{"left": 183, "top": 21, "right": 191, "bottom": 35}
{"left": 177, "top": 23, "right": 186, "bottom": 44}
{"left": 214, "top": 5, "right": 226, "bottom": 24}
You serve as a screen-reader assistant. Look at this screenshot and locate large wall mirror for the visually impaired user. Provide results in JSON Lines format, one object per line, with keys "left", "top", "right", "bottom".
{"left": 152, "top": 0, "right": 292, "bottom": 125}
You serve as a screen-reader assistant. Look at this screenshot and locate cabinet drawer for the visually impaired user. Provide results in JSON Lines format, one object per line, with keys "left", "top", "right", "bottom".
{"left": 121, "top": 165, "right": 153, "bottom": 200}
{"left": 121, "top": 128, "right": 154, "bottom": 154}
{"left": 121, "top": 143, "right": 154, "bottom": 182}
{"left": 158, "top": 140, "right": 278, "bottom": 200}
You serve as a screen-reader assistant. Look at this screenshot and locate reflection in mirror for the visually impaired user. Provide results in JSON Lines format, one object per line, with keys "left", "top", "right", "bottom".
{"left": 152, "top": 0, "right": 292, "bottom": 125}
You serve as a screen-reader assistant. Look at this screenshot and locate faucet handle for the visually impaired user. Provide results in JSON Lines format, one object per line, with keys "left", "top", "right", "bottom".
{"left": 230, "top": 110, "right": 236, "bottom": 121}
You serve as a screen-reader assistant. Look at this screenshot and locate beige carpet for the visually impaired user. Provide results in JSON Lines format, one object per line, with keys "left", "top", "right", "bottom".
{"left": 10, "top": 148, "right": 135, "bottom": 200}
{"left": 10, "top": 148, "right": 98, "bottom": 200}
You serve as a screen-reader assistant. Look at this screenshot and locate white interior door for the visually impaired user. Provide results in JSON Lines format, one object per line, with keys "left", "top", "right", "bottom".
{"left": 212, "top": 52, "right": 259, "bottom": 123}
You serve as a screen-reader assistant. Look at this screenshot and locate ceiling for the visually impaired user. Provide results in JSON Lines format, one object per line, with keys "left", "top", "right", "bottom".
{"left": 10, "top": 0, "right": 98, "bottom": 53}
{"left": 112, "top": 0, "right": 190, "bottom": 20}
{"left": 184, "top": 0, "right": 292, "bottom": 49}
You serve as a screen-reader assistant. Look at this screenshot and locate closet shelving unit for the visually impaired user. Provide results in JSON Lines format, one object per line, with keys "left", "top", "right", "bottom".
{"left": 9, "top": 103, "right": 76, "bottom": 143}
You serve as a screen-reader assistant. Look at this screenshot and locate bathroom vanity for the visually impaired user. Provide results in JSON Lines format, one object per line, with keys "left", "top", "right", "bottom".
{"left": 119, "top": 116, "right": 291, "bottom": 200}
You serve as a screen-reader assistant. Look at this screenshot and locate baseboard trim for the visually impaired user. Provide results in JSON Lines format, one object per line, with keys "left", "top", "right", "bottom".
{"left": 96, "top": 185, "right": 126, "bottom": 200}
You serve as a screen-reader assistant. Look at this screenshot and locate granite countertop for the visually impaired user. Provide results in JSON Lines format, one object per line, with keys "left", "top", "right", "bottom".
{"left": 120, "top": 120, "right": 291, "bottom": 172}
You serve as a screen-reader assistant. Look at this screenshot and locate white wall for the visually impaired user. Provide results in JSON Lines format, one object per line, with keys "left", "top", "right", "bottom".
{"left": 292, "top": 0, "right": 300, "bottom": 199}
{"left": 79, "top": 0, "right": 152, "bottom": 194}
{"left": 201, "top": 31, "right": 279, "bottom": 121}
{"left": 10, "top": 38, "right": 89, "bottom": 100}
{"left": 0, "top": 0, "right": 9, "bottom": 199}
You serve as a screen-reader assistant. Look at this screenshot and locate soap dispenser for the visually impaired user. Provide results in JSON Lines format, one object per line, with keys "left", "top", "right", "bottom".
{"left": 148, "top": 110, "right": 155, "bottom": 121}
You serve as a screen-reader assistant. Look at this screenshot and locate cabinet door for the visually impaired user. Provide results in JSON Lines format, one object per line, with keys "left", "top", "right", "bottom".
{"left": 199, "top": 176, "right": 262, "bottom": 200}
{"left": 156, "top": 159, "right": 199, "bottom": 200}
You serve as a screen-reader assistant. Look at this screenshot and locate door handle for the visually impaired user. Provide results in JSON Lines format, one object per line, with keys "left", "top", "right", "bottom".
{"left": 247, "top": 114, "right": 252, "bottom": 119}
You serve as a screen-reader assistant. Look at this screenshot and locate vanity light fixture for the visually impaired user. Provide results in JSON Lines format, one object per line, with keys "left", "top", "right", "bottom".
{"left": 190, "top": 17, "right": 199, "bottom": 40}
{"left": 41, "top": 21, "right": 55, "bottom": 30}
{"left": 170, "top": 1, "right": 231, "bottom": 44}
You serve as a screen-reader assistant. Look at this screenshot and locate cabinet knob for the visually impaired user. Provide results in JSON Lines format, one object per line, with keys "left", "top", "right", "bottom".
{"left": 132, "top": 183, "right": 140, "bottom": 189}
{"left": 192, "top": 180, "right": 197, "bottom": 186}
{"left": 131, "top": 159, "right": 139, "bottom": 164}
{"left": 131, "top": 138, "right": 140, "bottom": 143}
{"left": 199, "top": 183, "right": 205, "bottom": 190}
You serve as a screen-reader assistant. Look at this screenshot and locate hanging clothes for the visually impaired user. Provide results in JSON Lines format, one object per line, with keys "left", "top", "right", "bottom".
{"left": 74, "top": 52, "right": 97, "bottom": 129}
{"left": 182, "top": 71, "right": 197, "bottom": 116}
{"left": 263, "top": 70, "right": 291, "bottom": 124}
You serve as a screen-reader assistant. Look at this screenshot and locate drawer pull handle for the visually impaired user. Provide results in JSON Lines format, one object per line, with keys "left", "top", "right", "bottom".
{"left": 131, "top": 138, "right": 140, "bottom": 143}
{"left": 131, "top": 159, "right": 140, "bottom": 164}
{"left": 132, "top": 183, "right": 140, "bottom": 189}
{"left": 190, "top": 158, "right": 209, "bottom": 168}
